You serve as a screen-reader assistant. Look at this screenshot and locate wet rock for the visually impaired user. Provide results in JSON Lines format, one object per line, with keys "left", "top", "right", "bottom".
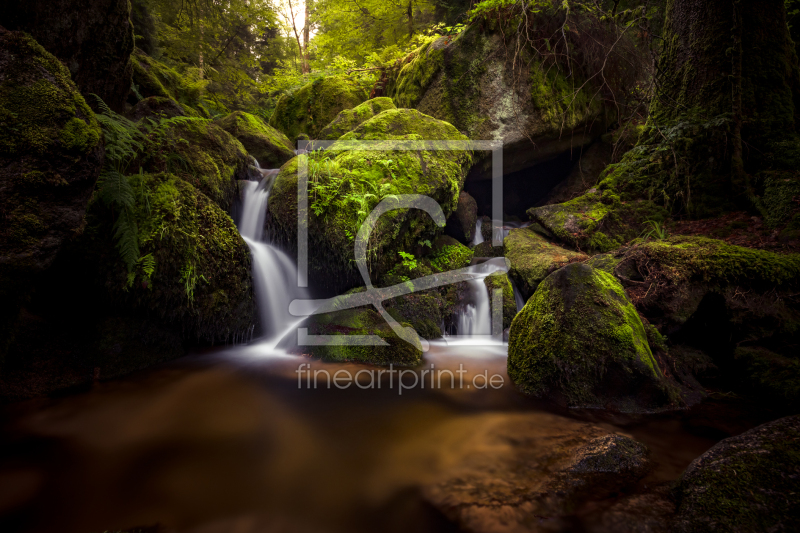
{"left": 674, "top": 415, "right": 800, "bottom": 533}
{"left": 214, "top": 111, "right": 294, "bottom": 169}
{"left": 585, "top": 484, "right": 675, "bottom": 533}
{"left": 484, "top": 272, "right": 517, "bottom": 330}
{"left": 0, "top": 28, "right": 103, "bottom": 352}
{"left": 267, "top": 109, "right": 472, "bottom": 294}
{"left": 1, "top": 0, "right": 135, "bottom": 113}
{"left": 508, "top": 263, "right": 679, "bottom": 412}
{"left": 474, "top": 241, "right": 504, "bottom": 258}
{"left": 420, "top": 412, "right": 653, "bottom": 533}
{"left": 539, "top": 141, "right": 613, "bottom": 205}
{"left": 444, "top": 191, "right": 478, "bottom": 244}
{"left": 386, "top": 25, "right": 606, "bottom": 179}
{"left": 318, "top": 97, "right": 396, "bottom": 140}
{"left": 269, "top": 76, "right": 368, "bottom": 140}
{"left": 504, "top": 228, "right": 587, "bottom": 299}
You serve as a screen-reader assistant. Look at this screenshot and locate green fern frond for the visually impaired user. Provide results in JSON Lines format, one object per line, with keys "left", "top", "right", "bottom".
{"left": 113, "top": 208, "right": 140, "bottom": 272}
{"left": 97, "top": 169, "right": 135, "bottom": 209}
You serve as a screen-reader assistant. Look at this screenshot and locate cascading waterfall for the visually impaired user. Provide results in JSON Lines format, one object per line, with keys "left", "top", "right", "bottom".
{"left": 471, "top": 220, "right": 484, "bottom": 246}
{"left": 451, "top": 257, "right": 509, "bottom": 338}
{"left": 238, "top": 162, "right": 307, "bottom": 345}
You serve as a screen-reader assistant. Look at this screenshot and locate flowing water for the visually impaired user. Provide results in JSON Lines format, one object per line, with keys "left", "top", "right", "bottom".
{"left": 0, "top": 170, "right": 770, "bottom": 532}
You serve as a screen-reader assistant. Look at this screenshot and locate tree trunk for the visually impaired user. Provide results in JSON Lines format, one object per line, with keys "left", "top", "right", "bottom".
{"left": 303, "top": 0, "right": 311, "bottom": 74}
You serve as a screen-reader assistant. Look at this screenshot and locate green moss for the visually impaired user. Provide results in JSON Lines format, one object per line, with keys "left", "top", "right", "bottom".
{"left": 529, "top": 61, "right": 599, "bottom": 130}
{"left": 214, "top": 111, "right": 294, "bottom": 168}
{"left": 318, "top": 97, "right": 397, "bottom": 140}
{"left": 141, "top": 117, "right": 250, "bottom": 211}
{"left": 130, "top": 48, "right": 205, "bottom": 114}
{"left": 504, "top": 227, "right": 587, "bottom": 298}
{"left": 306, "top": 307, "right": 422, "bottom": 365}
{"left": 508, "top": 263, "right": 676, "bottom": 412}
{"left": 93, "top": 172, "right": 255, "bottom": 342}
{"left": 428, "top": 236, "right": 473, "bottom": 272}
{"left": 267, "top": 109, "right": 472, "bottom": 293}
{"left": 484, "top": 272, "right": 517, "bottom": 330}
{"left": 269, "top": 76, "right": 368, "bottom": 140}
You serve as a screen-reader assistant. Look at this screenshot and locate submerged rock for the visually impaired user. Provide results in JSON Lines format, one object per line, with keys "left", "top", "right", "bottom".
{"left": 269, "top": 76, "right": 368, "bottom": 140}
{"left": 214, "top": 111, "right": 294, "bottom": 169}
{"left": 1, "top": 0, "right": 135, "bottom": 112}
{"left": 504, "top": 227, "right": 587, "bottom": 299}
{"left": 674, "top": 415, "right": 800, "bottom": 532}
{"left": 421, "top": 412, "right": 653, "bottom": 533}
{"left": 444, "top": 191, "right": 478, "bottom": 244}
{"left": 267, "top": 108, "right": 472, "bottom": 294}
{"left": 0, "top": 27, "right": 103, "bottom": 343}
{"left": 508, "top": 263, "right": 677, "bottom": 412}
{"left": 318, "top": 97, "right": 397, "bottom": 140}
{"left": 386, "top": 25, "right": 606, "bottom": 178}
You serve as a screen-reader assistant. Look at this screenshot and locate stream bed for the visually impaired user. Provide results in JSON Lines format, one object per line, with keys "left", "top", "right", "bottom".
{"left": 0, "top": 342, "right": 771, "bottom": 533}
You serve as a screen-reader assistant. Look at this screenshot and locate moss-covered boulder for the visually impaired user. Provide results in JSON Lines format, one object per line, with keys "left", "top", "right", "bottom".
{"left": 473, "top": 241, "right": 504, "bottom": 258}
{"left": 140, "top": 117, "right": 251, "bottom": 211}
{"left": 444, "top": 191, "right": 478, "bottom": 244}
{"left": 0, "top": 28, "right": 103, "bottom": 281}
{"left": 213, "top": 111, "right": 294, "bottom": 168}
{"left": 484, "top": 272, "right": 517, "bottom": 330}
{"left": 318, "top": 97, "right": 396, "bottom": 141}
{"left": 527, "top": 188, "right": 667, "bottom": 253}
{"left": 302, "top": 308, "right": 422, "bottom": 365}
{"left": 1, "top": 0, "right": 134, "bottom": 112}
{"left": 267, "top": 109, "right": 472, "bottom": 294}
{"left": 673, "top": 415, "right": 800, "bottom": 533}
{"left": 92, "top": 172, "right": 255, "bottom": 342}
{"left": 269, "top": 76, "right": 368, "bottom": 140}
{"left": 426, "top": 235, "right": 474, "bottom": 273}
{"left": 504, "top": 227, "right": 587, "bottom": 299}
{"left": 508, "top": 263, "right": 676, "bottom": 412}
{"left": 130, "top": 48, "right": 207, "bottom": 116}
{"left": 126, "top": 96, "right": 197, "bottom": 122}
{"left": 386, "top": 25, "right": 605, "bottom": 178}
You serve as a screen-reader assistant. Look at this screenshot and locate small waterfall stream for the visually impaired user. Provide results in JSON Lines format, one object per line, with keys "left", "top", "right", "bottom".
{"left": 450, "top": 257, "right": 509, "bottom": 339}
{"left": 238, "top": 163, "right": 307, "bottom": 345}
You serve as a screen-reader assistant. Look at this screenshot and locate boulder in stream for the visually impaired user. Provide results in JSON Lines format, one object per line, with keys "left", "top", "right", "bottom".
{"left": 214, "top": 111, "right": 295, "bottom": 169}
{"left": 673, "top": 415, "right": 800, "bottom": 533}
{"left": 508, "top": 263, "right": 679, "bottom": 412}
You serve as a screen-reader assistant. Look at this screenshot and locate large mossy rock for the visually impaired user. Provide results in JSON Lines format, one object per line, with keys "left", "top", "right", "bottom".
{"left": 90, "top": 172, "right": 256, "bottom": 342}
{"left": 527, "top": 188, "right": 667, "bottom": 253}
{"left": 673, "top": 415, "right": 800, "bottom": 533}
{"left": 1, "top": 0, "right": 134, "bottom": 113}
{"left": 484, "top": 272, "right": 517, "bottom": 330}
{"left": 125, "top": 96, "right": 197, "bottom": 122}
{"left": 444, "top": 191, "right": 478, "bottom": 244}
{"left": 504, "top": 227, "right": 587, "bottom": 299}
{"left": 508, "top": 263, "right": 676, "bottom": 412}
{"left": 318, "top": 97, "right": 397, "bottom": 140}
{"left": 386, "top": 25, "right": 604, "bottom": 178}
{"left": 267, "top": 108, "right": 473, "bottom": 294}
{"left": 268, "top": 76, "right": 368, "bottom": 140}
{"left": 302, "top": 308, "right": 422, "bottom": 365}
{"left": 214, "top": 111, "right": 294, "bottom": 169}
{"left": 130, "top": 48, "right": 207, "bottom": 115}
{"left": 0, "top": 28, "right": 103, "bottom": 286}
{"left": 140, "top": 117, "right": 251, "bottom": 212}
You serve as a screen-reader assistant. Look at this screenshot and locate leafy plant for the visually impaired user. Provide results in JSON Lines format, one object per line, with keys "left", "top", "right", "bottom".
{"left": 398, "top": 251, "right": 418, "bottom": 270}
{"left": 641, "top": 219, "right": 668, "bottom": 241}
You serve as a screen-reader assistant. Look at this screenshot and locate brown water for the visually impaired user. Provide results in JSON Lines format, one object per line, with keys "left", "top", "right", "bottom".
{"left": 0, "top": 342, "right": 761, "bottom": 533}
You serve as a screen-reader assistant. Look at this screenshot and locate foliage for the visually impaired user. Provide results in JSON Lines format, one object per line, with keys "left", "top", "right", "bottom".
{"left": 640, "top": 219, "right": 668, "bottom": 241}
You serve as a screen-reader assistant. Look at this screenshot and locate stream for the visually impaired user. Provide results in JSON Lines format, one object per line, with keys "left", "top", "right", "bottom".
{"left": 0, "top": 166, "right": 772, "bottom": 533}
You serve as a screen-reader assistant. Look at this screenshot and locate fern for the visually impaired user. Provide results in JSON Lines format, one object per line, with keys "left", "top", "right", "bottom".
{"left": 113, "top": 207, "right": 140, "bottom": 271}
{"left": 97, "top": 169, "right": 135, "bottom": 209}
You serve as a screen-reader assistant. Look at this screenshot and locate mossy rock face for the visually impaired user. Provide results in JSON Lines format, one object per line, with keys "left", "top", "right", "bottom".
{"left": 527, "top": 189, "right": 667, "bottom": 253}
{"left": 444, "top": 191, "right": 478, "bottom": 244}
{"left": 473, "top": 241, "right": 504, "bottom": 258}
{"left": 318, "top": 97, "right": 396, "bottom": 141}
{"left": 304, "top": 308, "right": 422, "bottom": 365}
{"left": 130, "top": 48, "right": 207, "bottom": 116}
{"left": 504, "top": 228, "right": 587, "bottom": 299}
{"left": 508, "top": 263, "right": 676, "bottom": 412}
{"left": 427, "top": 235, "right": 474, "bottom": 273}
{"left": 92, "top": 172, "right": 256, "bottom": 343}
{"left": 2, "top": 0, "right": 134, "bottom": 112}
{"left": 268, "top": 76, "right": 368, "bottom": 140}
{"left": 0, "top": 28, "right": 103, "bottom": 280}
{"left": 386, "top": 25, "right": 605, "bottom": 178}
{"left": 267, "top": 109, "right": 472, "bottom": 294}
{"left": 140, "top": 117, "right": 251, "bottom": 212}
{"left": 214, "top": 111, "right": 294, "bottom": 169}
{"left": 484, "top": 272, "right": 517, "bottom": 330}
{"left": 674, "top": 415, "right": 800, "bottom": 533}
{"left": 126, "top": 96, "right": 196, "bottom": 122}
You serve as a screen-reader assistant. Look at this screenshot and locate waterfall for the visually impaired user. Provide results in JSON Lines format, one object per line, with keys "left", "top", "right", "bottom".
{"left": 471, "top": 220, "right": 484, "bottom": 246}
{"left": 238, "top": 163, "right": 307, "bottom": 345}
{"left": 450, "top": 257, "right": 508, "bottom": 339}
